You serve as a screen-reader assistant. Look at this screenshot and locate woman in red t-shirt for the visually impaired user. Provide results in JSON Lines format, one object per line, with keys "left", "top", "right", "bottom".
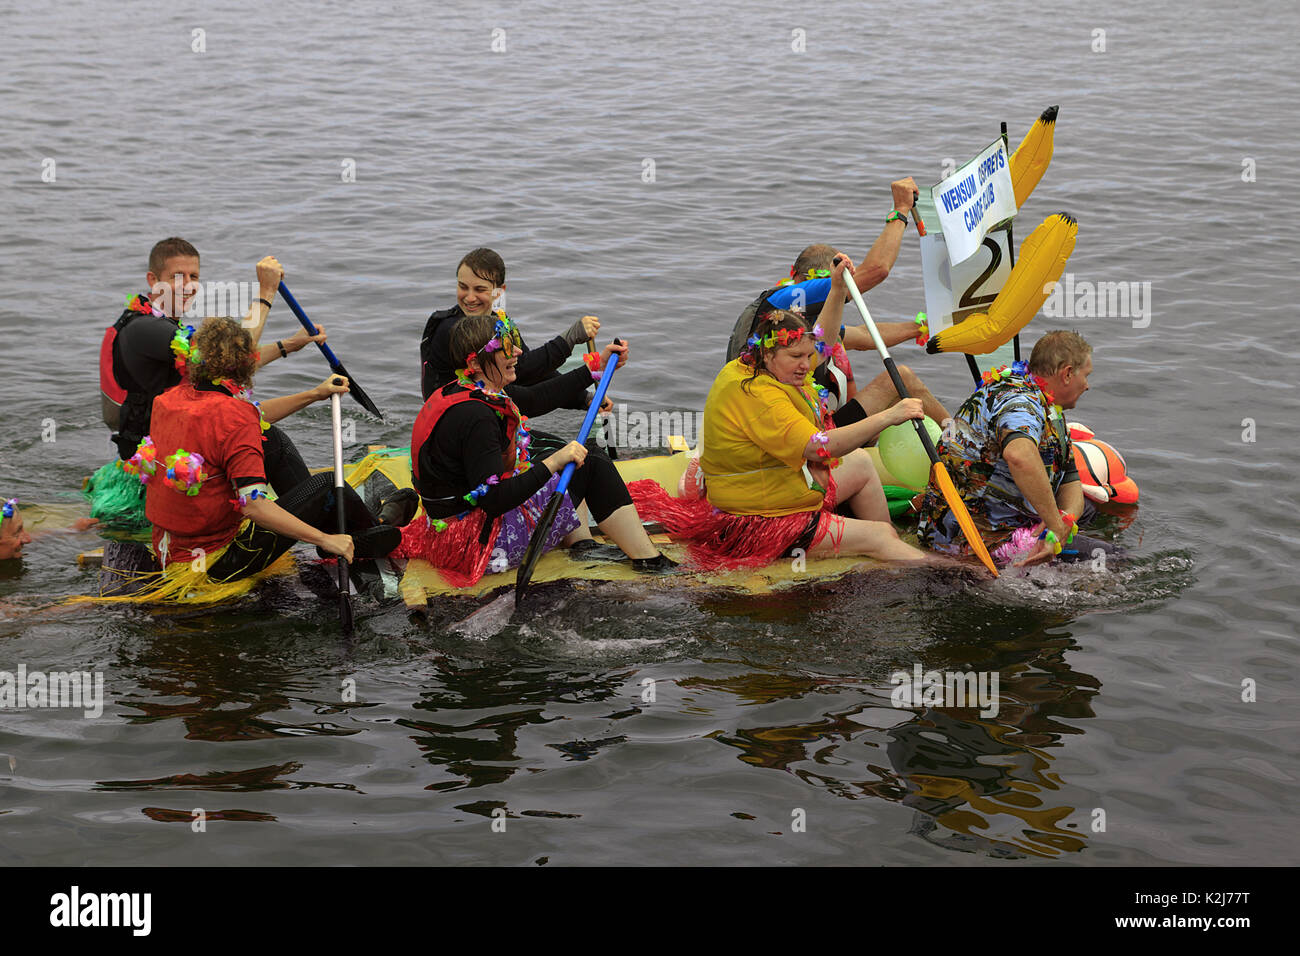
{"left": 140, "top": 317, "right": 406, "bottom": 582}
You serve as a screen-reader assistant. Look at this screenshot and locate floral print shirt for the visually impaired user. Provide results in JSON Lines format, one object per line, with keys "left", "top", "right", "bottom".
{"left": 917, "top": 369, "right": 1078, "bottom": 553}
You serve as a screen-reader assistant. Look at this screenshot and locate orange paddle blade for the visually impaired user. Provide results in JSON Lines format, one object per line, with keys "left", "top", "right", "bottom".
{"left": 930, "top": 462, "right": 998, "bottom": 577}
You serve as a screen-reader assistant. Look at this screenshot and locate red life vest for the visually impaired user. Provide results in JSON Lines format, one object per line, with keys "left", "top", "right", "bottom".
{"left": 404, "top": 382, "right": 524, "bottom": 582}
{"left": 99, "top": 321, "right": 129, "bottom": 406}
{"left": 101, "top": 295, "right": 171, "bottom": 456}
{"left": 100, "top": 299, "right": 151, "bottom": 429}
{"left": 410, "top": 382, "right": 519, "bottom": 486}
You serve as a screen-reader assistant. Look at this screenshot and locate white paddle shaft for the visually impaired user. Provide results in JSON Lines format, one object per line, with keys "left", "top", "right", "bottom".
{"left": 841, "top": 269, "right": 892, "bottom": 359}
{"left": 330, "top": 394, "right": 345, "bottom": 486}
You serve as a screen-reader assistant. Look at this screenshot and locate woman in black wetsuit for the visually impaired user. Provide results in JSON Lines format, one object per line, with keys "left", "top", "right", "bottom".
{"left": 400, "top": 312, "right": 674, "bottom": 586}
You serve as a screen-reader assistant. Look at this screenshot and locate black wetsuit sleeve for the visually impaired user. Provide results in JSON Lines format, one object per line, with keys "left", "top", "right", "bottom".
{"left": 121, "top": 317, "right": 181, "bottom": 396}
{"left": 506, "top": 365, "right": 593, "bottom": 419}
{"left": 421, "top": 312, "right": 459, "bottom": 401}
{"left": 514, "top": 332, "right": 573, "bottom": 386}
{"left": 419, "top": 314, "right": 438, "bottom": 401}
{"left": 423, "top": 402, "right": 553, "bottom": 518}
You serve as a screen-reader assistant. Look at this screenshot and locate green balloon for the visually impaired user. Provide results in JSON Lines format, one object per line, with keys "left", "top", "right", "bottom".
{"left": 877, "top": 417, "right": 942, "bottom": 490}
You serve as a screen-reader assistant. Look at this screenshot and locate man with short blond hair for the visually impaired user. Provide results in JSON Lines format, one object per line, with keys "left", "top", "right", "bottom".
{"left": 917, "top": 329, "right": 1101, "bottom": 566}
{"left": 100, "top": 238, "right": 321, "bottom": 466}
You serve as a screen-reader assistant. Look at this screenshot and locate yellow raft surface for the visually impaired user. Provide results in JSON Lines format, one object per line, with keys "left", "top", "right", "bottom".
{"left": 70, "top": 444, "right": 913, "bottom": 607}
{"left": 372, "top": 445, "right": 908, "bottom": 607}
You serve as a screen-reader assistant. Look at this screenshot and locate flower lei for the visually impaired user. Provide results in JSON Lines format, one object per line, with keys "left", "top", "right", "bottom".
{"left": 170, "top": 323, "right": 196, "bottom": 373}
{"left": 980, "top": 360, "right": 1063, "bottom": 418}
{"left": 431, "top": 367, "right": 534, "bottom": 531}
{"left": 776, "top": 267, "right": 831, "bottom": 288}
{"left": 126, "top": 293, "right": 195, "bottom": 373}
{"left": 162, "top": 449, "right": 208, "bottom": 495}
{"left": 795, "top": 382, "right": 840, "bottom": 492}
{"left": 121, "top": 437, "right": 158, "bottom": 484}
{"left": 122, "top": 437, "right": 208, "bottom": 495}
{"left": 212, "top": 377, "right": 271, "bottom": 434}
{"left": 812, "top": 323, "right": 831, "bottom": 357}
{"left": 2, "top": 498, "right": 16, "bottom": 519}
{"left": 126, "top": 293, "right": 164, "bottom": 317}
{"left": 913, "top": 312, "right": 930, "bottom": 347}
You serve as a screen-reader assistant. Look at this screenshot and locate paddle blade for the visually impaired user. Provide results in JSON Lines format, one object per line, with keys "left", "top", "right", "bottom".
{"left": 329, "top": 359, "right": 384, "bottom": 420}
{"left": 930, "top": 463, "right": 998, "bottom": 577}
{"left": 515, "top": 492, "right": 565, "bottom": 607}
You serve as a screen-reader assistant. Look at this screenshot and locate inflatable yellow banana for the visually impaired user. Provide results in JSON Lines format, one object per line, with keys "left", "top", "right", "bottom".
{"left": 1008, "top": 105, "right": 1058, "bottom": 207}
{"left": 927, "top": 212, "right": 1078, "bottom": 356}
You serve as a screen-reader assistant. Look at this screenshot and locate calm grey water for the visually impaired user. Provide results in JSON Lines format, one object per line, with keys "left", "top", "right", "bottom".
{"left": 2, "top": 0, "right": 1298, "bottom": 866}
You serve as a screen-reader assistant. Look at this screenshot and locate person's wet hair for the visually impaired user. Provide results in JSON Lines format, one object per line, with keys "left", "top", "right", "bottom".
{"left": 457, "top": 247, "right": 505, "bottom": 287}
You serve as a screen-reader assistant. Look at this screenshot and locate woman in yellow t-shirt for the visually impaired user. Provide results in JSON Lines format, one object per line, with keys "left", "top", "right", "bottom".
{"left": 629, "top": 258, "right": 933, "bottom": 567}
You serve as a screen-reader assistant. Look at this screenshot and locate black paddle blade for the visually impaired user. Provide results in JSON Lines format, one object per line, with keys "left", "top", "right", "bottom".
{"left": 515, "top": 493, "right": 564, "bottom": 608}
{"left": 330, "top": 360, "right": 384, "bottom": 421}
{"left": 337, "top": 559, "right": 355, "bottom": 636}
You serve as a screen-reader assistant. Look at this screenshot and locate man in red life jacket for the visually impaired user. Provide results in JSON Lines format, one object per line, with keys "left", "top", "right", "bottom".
{"left": 100, "top": 237, "right": 325, "bottom": 470}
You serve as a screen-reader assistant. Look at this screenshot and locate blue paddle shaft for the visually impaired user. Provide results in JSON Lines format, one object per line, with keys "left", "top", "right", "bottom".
{"left": 554, "top": 352, "right": 620, "bottom": 497}
{"left": 278, "top": 281, "right": 344, "bottom": 368}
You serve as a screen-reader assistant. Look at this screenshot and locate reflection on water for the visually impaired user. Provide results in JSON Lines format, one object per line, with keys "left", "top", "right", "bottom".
{"left": 688, "top": 620, "right": 1104, "bottom": 858}
{"left": 43, "top": 542, "right": 1197, "bottom": 860}
{"left": 402, "top": 659, "right": 637, "bottom": 794}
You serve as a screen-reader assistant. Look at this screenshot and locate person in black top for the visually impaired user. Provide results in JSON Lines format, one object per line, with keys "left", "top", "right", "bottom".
{"left": 100, "top": 238, "right": 325, "bottom": 487}
{"left": 404, "top": 312, "right": 674, "bottom": 584}
{"left": 419, "top": 247, "right": 601, "bottom": 400}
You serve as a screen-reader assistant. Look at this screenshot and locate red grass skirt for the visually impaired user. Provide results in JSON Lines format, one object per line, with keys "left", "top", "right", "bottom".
{"left": 626, "top": 475, "right": 845, "bottom": 570}
{"left": 394, "top": 511, "right": 502, "bottom": 588}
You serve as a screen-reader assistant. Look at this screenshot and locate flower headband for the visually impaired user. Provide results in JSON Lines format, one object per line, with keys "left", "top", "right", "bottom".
{"left": 747, "top": 326, "right": 809, "bottom": 350}
{"left": 776, "top": 267, "right": 832, "bottom": 288}
{"left": 466, "top": 313, "right": 520, "bottom": 367}
{"left": 745, "top": 322, "right": 832, "bottom": 356}
{"left": 2, "top": 498, "right": 16, "bottom": 519}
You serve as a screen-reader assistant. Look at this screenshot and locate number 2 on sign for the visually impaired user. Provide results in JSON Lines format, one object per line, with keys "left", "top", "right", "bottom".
{"left": 953, "top": 235, "right": 1003, "bottom": 324}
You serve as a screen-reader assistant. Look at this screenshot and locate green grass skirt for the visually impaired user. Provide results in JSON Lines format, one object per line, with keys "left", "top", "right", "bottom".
{"left": 83, "top": 460, "right": 149, "bottom": 531}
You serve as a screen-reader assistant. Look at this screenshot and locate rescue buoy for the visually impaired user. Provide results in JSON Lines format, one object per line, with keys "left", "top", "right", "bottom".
{"left": 1069, "top": 422, "right": 1138, "bottom": 504}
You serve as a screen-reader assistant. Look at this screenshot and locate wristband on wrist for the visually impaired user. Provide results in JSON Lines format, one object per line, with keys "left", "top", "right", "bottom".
{"left": 886, "top": 211, "right": 908, "bottom": 226}
{"left": 256, "top": 297, "right": 273, "bottom": 310}
{"left": 913, "top": 312, "right": 930, "bottom": 347}
{"left": 276, "top": 340, "right": 288, "bottom": 359}
{"left": 231, "top": 484, "right": 270, "bottom": 509}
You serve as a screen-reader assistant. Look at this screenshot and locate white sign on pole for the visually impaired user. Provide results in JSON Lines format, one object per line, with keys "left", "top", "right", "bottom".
{"left": 929, "top": 140, "right": 1017, "bottom": 265}
{"left": 919, "top": 227, "right": 1014, "bottom": 335}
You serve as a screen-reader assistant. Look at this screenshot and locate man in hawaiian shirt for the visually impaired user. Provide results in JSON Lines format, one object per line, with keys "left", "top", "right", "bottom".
{"left": 917, "top": 330, "right": 1098, "bottom": 567}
